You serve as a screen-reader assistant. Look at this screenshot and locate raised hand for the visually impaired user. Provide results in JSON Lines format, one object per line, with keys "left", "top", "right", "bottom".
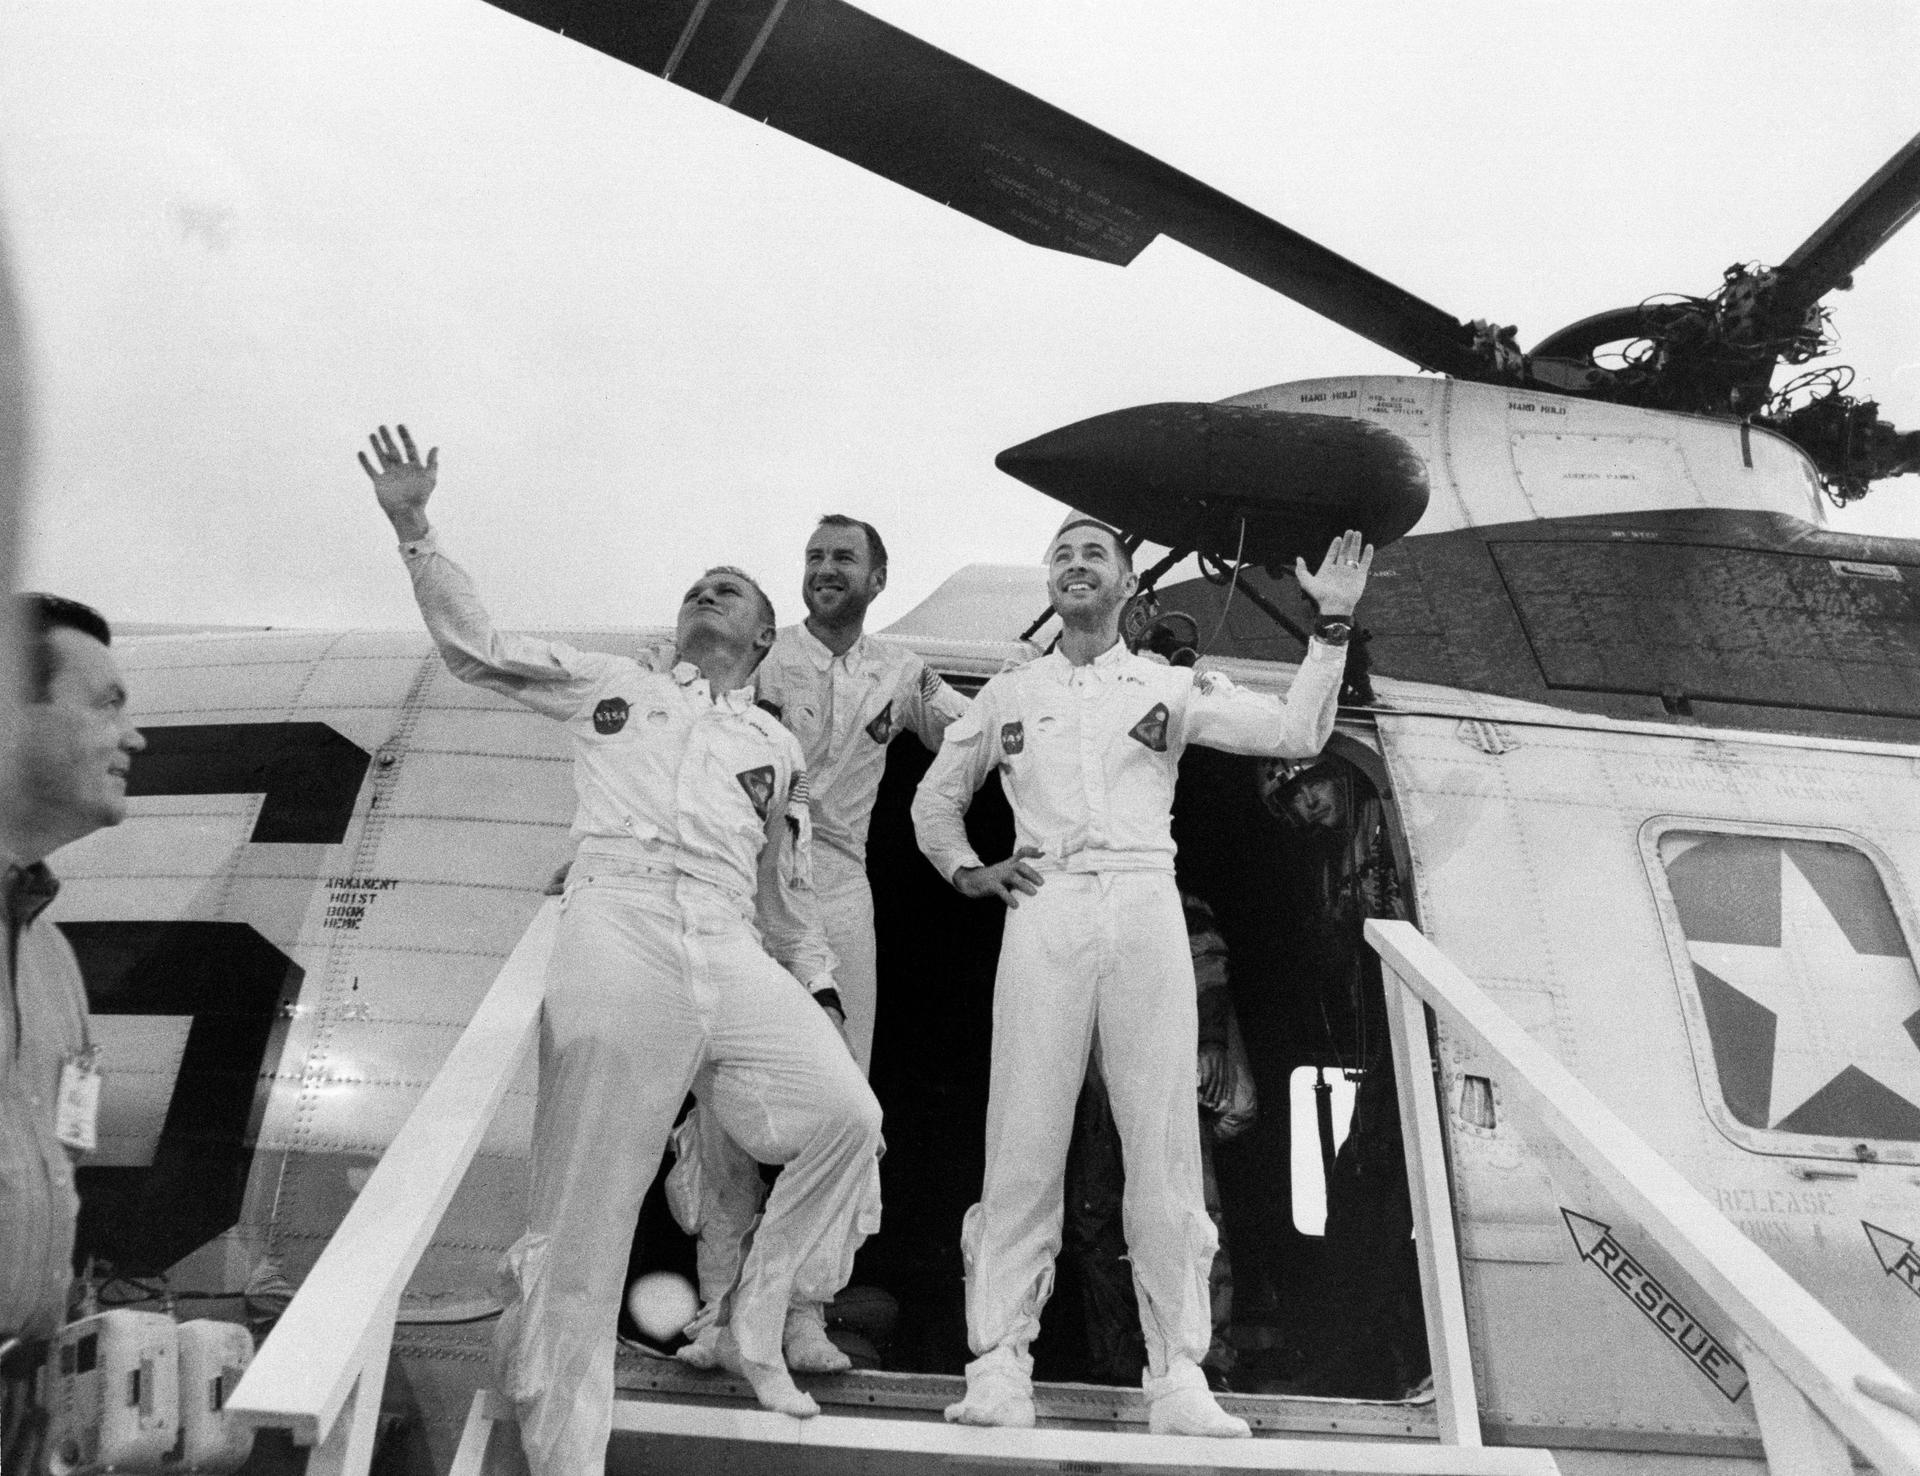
{"left": 1293, "top": 529, "right": 1374, "bottom": 618}
{"left": 357, "top": 424, "right": 438, "bottom": 541}
{"left": 955, "top": 845, "right": 1047, "bottom": 908}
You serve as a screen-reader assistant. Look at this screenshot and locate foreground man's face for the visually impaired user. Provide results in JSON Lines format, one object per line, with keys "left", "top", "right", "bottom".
{"left": 20, "top": 628, "right": 145, "bottom": 837}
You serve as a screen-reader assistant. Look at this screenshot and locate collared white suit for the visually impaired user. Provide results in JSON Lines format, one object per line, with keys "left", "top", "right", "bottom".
{"left": 911, "top": 638, "right": 1342, "bottom": 1386}
{"left": 669, "top": 622, "right": 967, "bottom": 1343}
{"left": 754, "top": 622, "right": 969, "bottom": 1068}
{"left": 400, "top": 535, "right": 881, "bottom": 1476}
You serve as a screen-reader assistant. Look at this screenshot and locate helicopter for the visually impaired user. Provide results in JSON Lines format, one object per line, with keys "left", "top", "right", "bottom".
{"left": 18, "top": 2, "right": 1920, "bottom": 1472}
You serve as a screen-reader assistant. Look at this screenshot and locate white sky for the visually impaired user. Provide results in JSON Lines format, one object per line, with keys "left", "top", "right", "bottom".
{"left": 1, "top": 0, "right": 1915, "bottom": 631}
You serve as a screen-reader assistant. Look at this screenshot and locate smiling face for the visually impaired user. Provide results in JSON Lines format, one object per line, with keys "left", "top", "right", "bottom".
{"left": 676, "top": 568, "right": 775, "bottom": 663}
{"left": 802, "top": 523, "right": 885, "bottom": 628}
{"left": 16, "top": 627, "right": 145, "bottom": 854}
{"left": 1046, "top": 523, "right": 1137, "bottom": 627}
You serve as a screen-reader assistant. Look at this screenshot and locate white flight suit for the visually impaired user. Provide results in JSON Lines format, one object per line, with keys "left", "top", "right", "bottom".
{"left": 399, "top": 535, "right": 882, "bottom": 1476}
{"left": 761, "top": 623, "right": 970, "bottom": 1063}
{"left": 668, "top": 622, "right": 967, "bottom": 1339}
{"left": 911, "top": 637, "right": 1343, "bottom": 1388}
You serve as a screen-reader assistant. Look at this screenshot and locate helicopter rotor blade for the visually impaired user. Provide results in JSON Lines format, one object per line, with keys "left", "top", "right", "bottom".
{"left": 1775, "top": 131, "right": 1920, "bottom": 311}
{"left": 482, "top": 0, "right": 1487, "bottom": 378}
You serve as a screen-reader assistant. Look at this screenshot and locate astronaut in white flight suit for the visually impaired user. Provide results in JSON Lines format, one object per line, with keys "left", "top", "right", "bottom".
{"left": 912, "top": 515, "right": 1372, "bottom": 1438}
{"left": 360, "top": 426, "right": 882, "bottom": 1476}
{"left": 671, "top": 514, "right": 968, "bottom": 1373}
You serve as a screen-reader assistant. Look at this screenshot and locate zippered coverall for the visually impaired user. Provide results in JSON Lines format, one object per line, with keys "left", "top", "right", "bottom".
{"left": 401, "top": 535, "right": 882, "bottom": 1476}
{"left": 911, "top": 638, "right": 1341, "bottom": 1390}
{"left": 668, "top": 622, "right": 967, "bottom": 1341}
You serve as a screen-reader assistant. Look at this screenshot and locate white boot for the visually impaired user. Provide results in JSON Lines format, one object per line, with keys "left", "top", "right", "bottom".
{"left": 783, "top": 1303, "right": 852, "bottom": 1374}
{"left": 675, "top": 1323, "right": 722, "bottom": 1370}
{"left": 716, "top": 1326, "right": 819, "bottom": 1418}
{"left": 1145, "top": 1359, "right": 1250, "bottom": 1438}
{"left": 944, "top": 1344, "right": 1036, "bottom": 1428}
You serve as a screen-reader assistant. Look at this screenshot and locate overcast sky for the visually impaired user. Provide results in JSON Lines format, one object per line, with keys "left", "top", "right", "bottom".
{"left": 1, "top": 0, "right": 1915, "bottom": 632}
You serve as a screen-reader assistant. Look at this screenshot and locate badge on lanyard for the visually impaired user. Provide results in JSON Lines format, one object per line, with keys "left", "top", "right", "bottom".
{"left": 56, "top": 1045, "right": 101, "bottom": 1153}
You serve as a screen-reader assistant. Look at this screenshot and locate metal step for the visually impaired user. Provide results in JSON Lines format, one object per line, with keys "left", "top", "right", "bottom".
{"left": 455, "top": 1386, "right": 1563, "bottom": 1476}
{"left": 613, "top": 1349, "right": 1444, "bottom": 1441}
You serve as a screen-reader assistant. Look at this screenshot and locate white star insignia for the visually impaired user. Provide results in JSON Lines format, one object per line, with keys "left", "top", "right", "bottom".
{"left": 1687, "top": 853, "right": 1920, "bottom": 1129}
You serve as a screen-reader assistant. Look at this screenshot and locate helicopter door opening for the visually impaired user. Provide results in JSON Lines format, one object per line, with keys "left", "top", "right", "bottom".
{"left": 620, "top": 702, "right": 1431, "bottom": 1405}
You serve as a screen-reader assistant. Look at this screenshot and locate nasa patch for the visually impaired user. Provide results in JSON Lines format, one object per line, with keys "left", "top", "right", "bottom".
{"left": 1000, "top": 721, "right": 1025, "bottom": 755}
{"left": 1128, "top": 703, "right": 1170, "bottom": 752}
{"left": 593, "top": 697, "right": 630, "bottom": 735}
{"left": 736, "top": 765, "right": 776, "bottom": 820}
{"left": 866, "top": 701, "right": 895, "bottom": 745}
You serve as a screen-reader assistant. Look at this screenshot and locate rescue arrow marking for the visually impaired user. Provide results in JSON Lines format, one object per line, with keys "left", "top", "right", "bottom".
{"left": 1561, "top": 1210, "right": 1749, "bottom": 1403}
{"left": 1863, "top": 1222, "right": 1920, "bottom": 1301}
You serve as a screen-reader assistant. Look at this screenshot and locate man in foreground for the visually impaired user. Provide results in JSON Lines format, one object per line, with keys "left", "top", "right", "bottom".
{"left": 2, "top": 595, "right": 145, "bottom": 1471}
{"left": 672, "top": 513, "right": 967, "bottom": 1372}
{"left": 912, "top": 516, "right": 1371, "bottom": 1437}
{"left": 359, "top": 425, "right": 882, "bottom": 1474}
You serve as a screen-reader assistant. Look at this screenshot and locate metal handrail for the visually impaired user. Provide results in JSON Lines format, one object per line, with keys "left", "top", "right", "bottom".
{"left": 224, "top": 899, "right": 557, "bottom": 1475}
{"left": 1366, "top": 918, "right": 1920, "bottom": 1476}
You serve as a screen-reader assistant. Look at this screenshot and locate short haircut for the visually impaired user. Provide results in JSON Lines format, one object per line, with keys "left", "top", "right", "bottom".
{"left": 702, "top": 566, "right": 777, "bottom": 631}
{"left": 19, "top": 593, "right": 111, "bottom": 702}
{"left": 1049, "top": 515, "right": 1133, "bottom": 572}
{"left": 816, "top": 514, "right": 887, "bottom": 572}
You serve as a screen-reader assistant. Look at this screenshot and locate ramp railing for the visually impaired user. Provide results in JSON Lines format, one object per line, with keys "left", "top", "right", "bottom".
{"left": 222, "top": 899, "right": 559, "bottom": 1476}
{"left": 1368, "top": 918, "right": 1920, "bottom": 1476}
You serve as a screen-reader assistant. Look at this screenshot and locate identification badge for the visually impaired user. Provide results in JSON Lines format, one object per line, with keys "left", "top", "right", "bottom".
{"left": 56, "top": 1048, "right": 101, "bottom": 1153}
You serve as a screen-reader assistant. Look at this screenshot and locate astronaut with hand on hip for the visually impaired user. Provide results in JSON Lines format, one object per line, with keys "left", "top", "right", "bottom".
{"left": 912, "top": 514, "right": 1371, "bottom": 1438}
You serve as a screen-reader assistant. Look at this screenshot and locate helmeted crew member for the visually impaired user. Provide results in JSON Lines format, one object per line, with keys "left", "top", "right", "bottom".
{"left": 359, "top": 426, "right": 882, "bottom": 1474}
{"left": 2, "top": 595, "right": 145, "bottom": 1473}
{"left": 912, "top": 515, "right": 1371, "bottom": 1437}
{"left": 671, "top": 513, "right": 968, "bottom": 1373}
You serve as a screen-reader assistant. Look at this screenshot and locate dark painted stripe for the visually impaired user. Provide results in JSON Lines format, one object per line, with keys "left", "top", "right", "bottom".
{"left": 669, "top": 0, "right": 784, "bottom": 103}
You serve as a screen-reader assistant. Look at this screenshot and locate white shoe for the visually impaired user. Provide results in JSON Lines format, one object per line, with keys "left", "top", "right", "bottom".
{"left": 716, "top": 1327, "right": 819, "bottom": 1418}
{"left": 944, "top": 1345, "right": 1035, "bottom": 1428}
{"left": 1146, "top": 1361, "right": 1250, "bottom": 1438}
{"left": 784, "top": 1304, "right": 852, "bottom": 1374}
{"left": 675, "top": 1324, "right": 722, "bottom": 1370}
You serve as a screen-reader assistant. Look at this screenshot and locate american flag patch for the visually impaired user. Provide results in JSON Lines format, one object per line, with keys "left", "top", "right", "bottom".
{"left": 921, "top": 667, "right": 944, "bottom": 700}
{"left": 789, "top": 770, "right": 811, "bottom": 805}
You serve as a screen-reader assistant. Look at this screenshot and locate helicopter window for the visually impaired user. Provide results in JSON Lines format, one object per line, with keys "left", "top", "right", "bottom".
{"left": 1494, "top": 540, "right": 1920, "bottom": 721}
{"left": 1643, "top": 819, "right": 1920, "bottom": 1166}
{"left": 1287, "top": 1065, "right": 1356, "bottom": 1236}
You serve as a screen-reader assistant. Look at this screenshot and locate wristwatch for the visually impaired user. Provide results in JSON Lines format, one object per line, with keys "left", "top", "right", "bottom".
{"left": 1312, "top": 615, "right": 1354, "bottom": 646}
